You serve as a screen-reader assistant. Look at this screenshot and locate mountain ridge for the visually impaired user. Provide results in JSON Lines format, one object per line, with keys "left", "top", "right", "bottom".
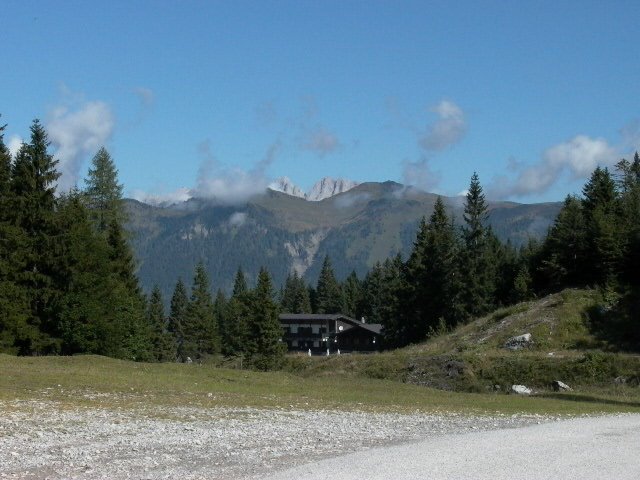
{"left": 268, "top": 176, "right": 359, "bottom": 201}
{"left": 125, "top": 180, "right": 562, "bottom": 300}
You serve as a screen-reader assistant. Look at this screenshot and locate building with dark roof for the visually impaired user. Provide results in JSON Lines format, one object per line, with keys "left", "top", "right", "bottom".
{"left": 279, "top": 313, "right": 382, "bottom": 354}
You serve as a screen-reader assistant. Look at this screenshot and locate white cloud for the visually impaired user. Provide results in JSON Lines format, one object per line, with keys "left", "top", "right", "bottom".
{"left": 191, "top": 139, "right": 280, "bottom": 204}
{"left": 47, "top": 99, "right": 115, "bottom": 191}
{"left": 130, "top": 187, "right": 191, "bottom": 206}
{"left": 420, "top": 100, "right": 466, "bottom": 151}
{"left": 301, "top": 127, "right": 342, "bottom": 156}
{"left": 489, "top": 135, "right": 619, "bottom": 198}
{"left": 7, "top": 135, "right": 23, "bottom": 158}
{"left": 228, "top": 212, "right": 247, "bottom": 227}
{"left": 401, "top": 157, "right": 441, "bottom": 192}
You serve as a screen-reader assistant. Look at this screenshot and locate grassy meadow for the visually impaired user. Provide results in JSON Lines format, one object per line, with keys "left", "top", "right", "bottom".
{"left": 1, "top": 353, "right": 639, "bottom": 417}
{"left": 2, "top": 288, "right": 639, "bottom": 417}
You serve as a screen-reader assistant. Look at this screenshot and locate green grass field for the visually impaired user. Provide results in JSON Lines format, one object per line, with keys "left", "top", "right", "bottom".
{"left": 1, "top": 354, "right": 639, "bottom": 417}
{"left": 3, "top": 289, "right": 639, "bottom": 417}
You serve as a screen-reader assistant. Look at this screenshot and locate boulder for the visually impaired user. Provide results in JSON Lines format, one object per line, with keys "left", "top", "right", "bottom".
{"left": 511, "top": 384, "right": 532, "bottom": 395}
{"left": 551, "top": 380, "right": 572, "bottom": 392}
{"left": 504, "top": 333, "right": 533, "bottom": 350}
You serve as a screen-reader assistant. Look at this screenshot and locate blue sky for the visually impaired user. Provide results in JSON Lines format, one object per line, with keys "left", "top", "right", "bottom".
{"left": 2, "top": 0, "right": 639, "bottom": 204}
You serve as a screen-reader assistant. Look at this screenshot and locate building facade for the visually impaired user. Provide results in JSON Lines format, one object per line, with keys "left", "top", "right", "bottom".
{"left": 279, "top": 313, "right": 382, "bottom": 354}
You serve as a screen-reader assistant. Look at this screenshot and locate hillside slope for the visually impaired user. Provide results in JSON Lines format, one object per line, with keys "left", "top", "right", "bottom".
{"left": 125, "top": 181, "right": 561, "bottom": 297}
{"left": 290, "top": 289, "right": 640, "bottom": 395}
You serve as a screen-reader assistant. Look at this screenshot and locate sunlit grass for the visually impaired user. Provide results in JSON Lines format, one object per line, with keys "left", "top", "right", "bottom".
{"left": 2, "top": 354, "right": 639, "bottom": 417}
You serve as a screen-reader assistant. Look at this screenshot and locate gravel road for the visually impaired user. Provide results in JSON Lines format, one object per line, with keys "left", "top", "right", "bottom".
{"left": 262, "top": 414, "right": 640, "bottom": 480}
{"left": 1, "top": 398, "right": 554, "bottom": 480}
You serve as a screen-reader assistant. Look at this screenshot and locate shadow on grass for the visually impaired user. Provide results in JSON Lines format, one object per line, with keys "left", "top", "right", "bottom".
{"left": 586, "top": 287, "right": 640, "bottom": 353}
{"left": 537, "top": 392, "right": 640, "bottom": 408}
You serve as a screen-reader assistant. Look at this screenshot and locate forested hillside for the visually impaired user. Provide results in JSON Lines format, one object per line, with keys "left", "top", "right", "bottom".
{"left": 1, "top": 116, "right": 638, "bottom": 367}
{"left": 126, "top": 181, "right": 562, "bottom": 300}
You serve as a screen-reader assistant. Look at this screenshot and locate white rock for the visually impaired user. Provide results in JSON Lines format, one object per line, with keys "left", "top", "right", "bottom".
{"left": 552, "top": 380, "right": 573, "bottom": 392}
{"left": 505, "top": 333, "right": 533, "bottom": 350}
{"left": 511, "top": 385, "right": 532, "bottom": 395}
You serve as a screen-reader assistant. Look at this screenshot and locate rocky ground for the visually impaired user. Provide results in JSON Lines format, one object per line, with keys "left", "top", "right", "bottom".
{"left": 0, "top": 397, "right": 555, "bottom": 480}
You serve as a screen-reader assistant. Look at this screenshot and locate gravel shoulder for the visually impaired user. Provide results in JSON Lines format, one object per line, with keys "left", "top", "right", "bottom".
{"left": 1, "top": 398, "right": 557, "bottom": 480}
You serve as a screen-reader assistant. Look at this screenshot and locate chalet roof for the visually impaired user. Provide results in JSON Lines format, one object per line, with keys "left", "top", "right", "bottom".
{"left": 280, "top": 313, "right": 351, "bottom": 321}
{"left": 279, "top": 313, "right": 382, "bottom": 336}
{"left": 344, "top": 322, "right": 382, "bottom": 335}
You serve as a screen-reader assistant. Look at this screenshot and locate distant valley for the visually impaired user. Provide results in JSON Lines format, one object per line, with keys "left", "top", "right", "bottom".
{"left": 126, "top": 178, "right": 561, "bottom": 299}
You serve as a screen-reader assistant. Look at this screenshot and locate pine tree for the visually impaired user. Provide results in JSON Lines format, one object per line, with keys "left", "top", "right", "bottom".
{"left": 361, "top": 257, "right": 403, "bottom": 346}
{"left": 147, "top": 285, "right": 175, "bottom": 361}
{"left": 281, "top": 271, "right": 311, "bottom": 313}
{"left": 342, "top": 271, "right": 361, "bottom": 318}
{"left": 460, "top": 173, "right": 495, "bottom": 319}
{"left": 54, "top": 191, "right": 117, "bottom": 355}
{"left": 581, "top": 167, "right": 622, "bottom": 286}
{"left": 213, "top": 289, "right": 228, "bottom": 350}
{"left": 541, "top": 195, "right": 587, "bottom": 288}
{"left": 232, "top": 267, "right": 248, "bottom": 296}
{"left": 84, "top": 147, "right": 126, "bottom": 233}
{"left": 245, "top": 267, "right": 286, "bottom": 370}
{"left": 615, "top": 155, "right": 640, "bottom": 285}
{"left": 8, "top": 120, "right": 62, "bottom": 354}
{"left": 168, "top": 278, "right": 188, "bottom": 360}
{"left": 224, "top": 269, "right": 252, "bottom": 356}
{"left": 0, "top": 118, "right": 11, "bottom": 202}
{"left": 183, "top": 262, "right": 219, "bottom": 359}
{"left": 103, "top": 217, "right": 152, "bottom": 360}
{"left": 315, "top": 256, "right": 343, "bottom": 314}
{"left": 0, "top": 119, "right": 30, "bottom": 353}
{"left": 422, "top": 197, "right": 463, "bottom": 330}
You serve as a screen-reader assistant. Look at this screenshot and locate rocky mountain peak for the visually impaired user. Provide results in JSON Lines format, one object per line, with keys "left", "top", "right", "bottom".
{"left": 268, "top": 176, "right": 358, "bottom": 201}
{"left": 268, "top": 177, "right": 306, "bottom": 199}
{"left": 306, "top": 177, "right": 359, "bottom": 201}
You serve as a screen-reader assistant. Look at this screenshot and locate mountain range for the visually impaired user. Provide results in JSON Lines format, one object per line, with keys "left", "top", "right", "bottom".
{"left": 125, "top": 178, "right": 562, "bottom": 300}
{"left": 268, "top": 176, "right": 358, "bottom": 201}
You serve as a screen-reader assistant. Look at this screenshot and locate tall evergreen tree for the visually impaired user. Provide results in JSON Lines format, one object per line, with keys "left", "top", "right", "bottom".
{"left": 0, "top": 119, "right": 29, "bottom": 353}
{"left": 0, "top": 119, "right": 11, "bottom": 202}
{"left": 361, "top": 256, "right": 403, "bottom": 346}
{"left": 183, "top": 262, "right": 219, "bottom": 359}
{"left": 315, "top": 256, "right": 343, "bottom": 314}
{"left": 232, "top": 267, "right": 248, "bottom": 296}
{"left": 280, "top": 271, "right": 311, "bottom": 313}
{"left": 420, "top": 197, "right": 463, "bottom": 330}
{"left": 342, "top": 271, "right": 361, "bottom": 319}
{"left": 8, "top": 120, "right": 62, "bottom": 354}
{"left": 581, "top": 167, "right": 622, "bottom": 286}
{"left": 460, "top": 173, "right": 495, "bottom": 319}
{"left": 168, "top": 278, "right": 188, "bottom": 360}
{"left": 213, "top": 289, "right": 228, "bottom": 350}
{"left": 541, "top": 195, "right": 588, "bottom": 288}
{"left": 54, "top": 191, "right": 117, "bottom": 355}
{"left": 245, "top": 267, "right": 286, "bottom": 370}
{"left": 147, "top": 285, "right": 175, "bottom": 361}
{"left": 223, "top": 267, "right": 252, "bottom": 356}
{"left": 84, "top": 147, "right": 126, "bottom": 232}
{"left": 616, "top": 154, "right": 640, "bottom": 284}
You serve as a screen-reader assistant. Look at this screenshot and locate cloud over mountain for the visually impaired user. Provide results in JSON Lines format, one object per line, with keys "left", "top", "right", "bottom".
{"left": 420, "top": 100, "right": 466, "bottom": 151}
{"left": 489, "top": 135, "right": 619, "bottom": 198}
{"left": 47, "top": 96, "right": 115, "bottom": 191}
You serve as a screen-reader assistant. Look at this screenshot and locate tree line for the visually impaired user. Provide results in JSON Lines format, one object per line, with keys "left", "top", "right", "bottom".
{"left": 2, "top": 116, "right": 638, "bottom": 365}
